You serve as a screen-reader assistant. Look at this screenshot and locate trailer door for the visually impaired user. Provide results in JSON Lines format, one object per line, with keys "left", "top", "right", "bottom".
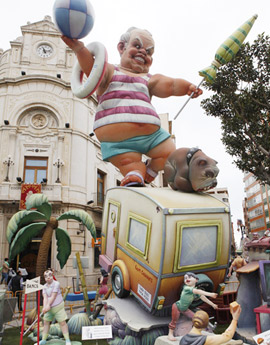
{"left": 105, "top": 201, "right": 120, "bottom": 262}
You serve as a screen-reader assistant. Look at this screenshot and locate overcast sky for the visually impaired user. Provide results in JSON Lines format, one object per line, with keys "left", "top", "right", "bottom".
{"left": 1, "top": 0, "right": 269, "bottom": 245}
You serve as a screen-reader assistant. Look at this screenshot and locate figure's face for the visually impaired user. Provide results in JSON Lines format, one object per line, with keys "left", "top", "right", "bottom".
{"left": 44, "top": 271, "right": 54, "bottom": 284}
{"left": 184, "top": 274, "right": 198, "bottom": 286}
{"left": 119, "top": 30, "right": 154, "bottom": 73}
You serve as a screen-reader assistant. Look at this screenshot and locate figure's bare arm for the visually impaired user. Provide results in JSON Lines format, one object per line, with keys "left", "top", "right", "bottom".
{"left": 193, "top": 289, "right": 218, "bottom": 309}
{"left": 193, "top": 288, "right": 217, "bottom": 299}
{"left": 149, "top": 74, "right": 202, "bottom": 99}
{"left": 227, "top": 259, "right": 236, "bottom": 277}
{"left": 61, "top": 36, "right": 94, "bottom": 76}
{"left": 205, "top": 305, "right": 241, "bottom": 345}
{"left": 61, "top": 36, "right": 114, "bottom": 95}
{"left": 200, "top": 295, "right": 218, "bottom": 309}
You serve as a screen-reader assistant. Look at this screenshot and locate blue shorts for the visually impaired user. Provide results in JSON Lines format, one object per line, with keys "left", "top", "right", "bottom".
{"left": 100, "top": 128, "right": 171, "bottom": 161}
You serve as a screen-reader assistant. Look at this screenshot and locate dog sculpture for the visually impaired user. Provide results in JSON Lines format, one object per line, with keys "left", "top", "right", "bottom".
{"left": 164, "top": 147, "right": 219, "bottom": 192}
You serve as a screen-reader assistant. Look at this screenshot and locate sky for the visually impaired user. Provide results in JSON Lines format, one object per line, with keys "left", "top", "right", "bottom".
{"left": 1, "top": 0, "right": 269, "bottom": 245}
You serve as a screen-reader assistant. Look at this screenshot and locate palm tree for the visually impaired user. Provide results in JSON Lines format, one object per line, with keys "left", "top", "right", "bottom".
{"left": 6, "top": 193, "right": 96, "bottom": 281}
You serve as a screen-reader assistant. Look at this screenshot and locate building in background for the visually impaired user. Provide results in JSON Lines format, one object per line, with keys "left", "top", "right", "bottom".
{"left": 0, "top": 16, "right": 167, "bottom": 286}
{"left": 243, "top": 172, "right": 270, "bottom": 236}
{"left": 206, "top": 187, "right": 229, "bottom": 205}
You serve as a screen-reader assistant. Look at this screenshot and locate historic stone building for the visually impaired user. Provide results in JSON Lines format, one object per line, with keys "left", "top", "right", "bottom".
{"left": 0, "top": 16, "right": 168, "bottom": 286}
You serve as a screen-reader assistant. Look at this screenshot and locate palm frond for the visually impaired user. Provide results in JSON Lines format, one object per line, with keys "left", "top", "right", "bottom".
{"left": 25, "top": 193, "right": 52, "bottom": 220}
{"left": 9, "top": 222, "right": 46, "bottom": 261}
{"left": 36, "top": 203, "right": 52, "bottom": 220}
{"left": 58, "top": 210, "right": 96, "bottom": 239}
{"left": 55, "top": 227, "right": 72, "bottom": 269}
{"left": 6, "top": 210, "right": 45, "bottom": 243}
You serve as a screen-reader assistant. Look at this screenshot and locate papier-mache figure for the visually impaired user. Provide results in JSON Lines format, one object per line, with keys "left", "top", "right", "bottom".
{"left": 168, "top": 272, "right": 218, "bottom": 341}
{"left": 227, "top": 253, "right": 247, "bottom": 278}
{"left": 98, "top": 268, "right": 109, "bottom": 298}
{"left": 62, "top": 28, "right": 202, "bottom": 187}
{"left": 180, "top": 306, "right": 242, "bottom": 345}
{"left": 34, "top": 269, "right": 71, "bottom": 345}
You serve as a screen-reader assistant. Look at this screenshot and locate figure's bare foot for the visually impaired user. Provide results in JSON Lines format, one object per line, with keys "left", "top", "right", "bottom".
{"left": 168, "top": 329, "right": 177, "bottom": 341}
{"left": 168, "top": 335, "right": 177, "bottom": 341}
{"left": 120, "top": 170, "right": 144, "bottom": 187}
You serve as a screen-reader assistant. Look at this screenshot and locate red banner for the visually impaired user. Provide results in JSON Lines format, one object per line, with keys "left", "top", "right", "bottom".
{"left": 19, "top": 184, "right": 41, "bottom": 210}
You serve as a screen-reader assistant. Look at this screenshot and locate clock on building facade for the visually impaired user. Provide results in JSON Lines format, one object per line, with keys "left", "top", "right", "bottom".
{"left": 36, "top": 44, "right": 53, "bottom": 58}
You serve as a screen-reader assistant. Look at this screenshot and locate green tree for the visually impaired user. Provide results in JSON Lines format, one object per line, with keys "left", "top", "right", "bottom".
{"left": 6, "top": 193, "right": 96, "bottom": 281}
{"left": 201, "top": 33, "right": 270, "bottom": 184}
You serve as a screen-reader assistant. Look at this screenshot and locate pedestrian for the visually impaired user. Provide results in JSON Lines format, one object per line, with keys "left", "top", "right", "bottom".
{"left": 1, "top": 258, "right": 10, "bottom": 285}
{"left": 8, "top": 270, "right": 23, "bottom": 311}
{"left": 7, "top": 267, "right": 16, "bottom": 285}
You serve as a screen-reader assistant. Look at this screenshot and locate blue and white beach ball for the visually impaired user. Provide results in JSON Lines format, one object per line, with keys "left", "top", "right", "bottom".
{"left": 53, "top": 0, "right": 95, "bottom": 39}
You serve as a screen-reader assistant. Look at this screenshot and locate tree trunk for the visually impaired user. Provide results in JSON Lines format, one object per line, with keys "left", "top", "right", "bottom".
{"left": 35, "top": 217, "right": 58, "bottom": 284}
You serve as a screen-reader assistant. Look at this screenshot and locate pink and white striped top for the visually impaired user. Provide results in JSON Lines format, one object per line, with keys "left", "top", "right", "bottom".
{"left": 93, "top": 66, "right": 161, "bottom": 130}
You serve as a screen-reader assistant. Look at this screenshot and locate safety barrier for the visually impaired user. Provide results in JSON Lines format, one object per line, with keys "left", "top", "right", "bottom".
{"left": 63, "top": 284, "right": 115, "bottom": 314}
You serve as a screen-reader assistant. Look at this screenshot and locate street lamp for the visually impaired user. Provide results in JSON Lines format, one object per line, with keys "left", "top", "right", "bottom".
{"left": 3, "top": 155, "right": 14, "bottom": 182}
{"left": 53, "top": 158, "right": 64, "bottom": 183}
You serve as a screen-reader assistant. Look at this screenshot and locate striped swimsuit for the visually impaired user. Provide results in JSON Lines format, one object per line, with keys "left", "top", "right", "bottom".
{"left": 93, "top": 66, "right": 161, "bottom": 130}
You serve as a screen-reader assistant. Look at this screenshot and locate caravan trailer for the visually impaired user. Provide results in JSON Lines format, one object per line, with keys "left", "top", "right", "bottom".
{"left": 99, "top": 187, "right": 231, "bottom": 314}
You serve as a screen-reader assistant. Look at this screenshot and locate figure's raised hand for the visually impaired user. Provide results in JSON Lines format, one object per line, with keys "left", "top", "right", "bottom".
{"left": 188, "top": 84, "right": 203, "bottom": 98}
{"left": 231, "top": 304, "right": 241, "bottom": 321}
{"left": 61, "top": 36, "right": 85, "bottom": 54}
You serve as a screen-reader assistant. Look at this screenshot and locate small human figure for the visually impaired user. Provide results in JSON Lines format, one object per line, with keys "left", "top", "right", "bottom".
{"left": 34, "top": 269, "right": 71, "bottom": 345}
{"left": 62, "top": 27, "right": 202, "bottom": 187}
{"left": 168, "top": 272, "right": 218, "bottom": 341}
{"left": 7, "top": 267, "right": 16, "bottom": 285}
{"left": 8, "top": 270, "right": 23, "bottom": 311}
{"left": 1, "top": 258, "right": 10, "bottom": 285}
{"left": 180, "top": 304, "right": 242, "bottom": 345}
{"left": 98, "top": 268, "right": 109, "bottom": 298}
{"left": 18, "top": 266, "right": 28, "bottom": 281}
{"left": 227, "top": 254, "right": 247, "bottom": 278}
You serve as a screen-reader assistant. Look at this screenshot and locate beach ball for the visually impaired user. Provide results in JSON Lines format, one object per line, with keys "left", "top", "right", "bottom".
{"left": 53, "top": 0, "right": 95, "bottom": 39}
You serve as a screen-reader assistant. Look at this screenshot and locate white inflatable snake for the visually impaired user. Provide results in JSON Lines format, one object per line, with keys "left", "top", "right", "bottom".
{"left": 71, "top": 41, "right": 107, "bottom": 99}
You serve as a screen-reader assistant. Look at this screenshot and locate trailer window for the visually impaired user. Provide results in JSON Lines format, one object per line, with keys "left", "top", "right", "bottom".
{"left": 126, "top": 213, "right": 151, "bottom": 259}
{"left": 174, "top": 220, "right": 222, "bottom": 272}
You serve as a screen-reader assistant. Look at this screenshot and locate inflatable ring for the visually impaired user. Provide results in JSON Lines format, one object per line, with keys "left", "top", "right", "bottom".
{"left": 71, "top": 41, "right": 107, "bottom": 99}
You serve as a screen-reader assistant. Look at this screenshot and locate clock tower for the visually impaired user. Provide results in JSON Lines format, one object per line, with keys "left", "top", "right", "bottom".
{"left": 0, "top": 15, "right": 75, "bottom": 80}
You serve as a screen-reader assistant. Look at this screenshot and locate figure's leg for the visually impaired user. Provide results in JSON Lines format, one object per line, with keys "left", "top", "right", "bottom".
{"left": 168, "top": 303, "right": 180, "bottom": 341}
{"left": 34, "top": 321, "right": 50, "bottom": 345}
{"left": 145, "top": 138, "right": 176, "bottom": 183}
{"left": 59, "top": 320, "right": 71, "bottom": 345}
{"left": 183, "top": 309, "right": 195, "bottom": 319}
{"left": 109, "top": 152, "right": 146, "bottom": 186}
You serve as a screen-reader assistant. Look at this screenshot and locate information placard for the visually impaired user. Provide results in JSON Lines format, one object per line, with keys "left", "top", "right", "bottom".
{"left": 82, "top": 325, "right": 112, "bottom": 340}
{"left": 253, "top": 329, "right": 270, "bottom": 345}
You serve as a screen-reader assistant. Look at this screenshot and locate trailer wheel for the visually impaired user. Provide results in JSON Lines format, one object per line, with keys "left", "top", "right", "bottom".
{"left": 190, "top": 273, "right": 214, "bottom": 308}
{"left": 111, "top": 266, "right": 130, "bottom": 298}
